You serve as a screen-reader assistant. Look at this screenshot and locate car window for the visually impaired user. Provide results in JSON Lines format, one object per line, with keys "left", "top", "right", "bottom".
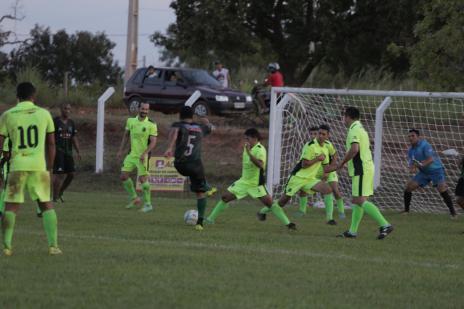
{"left": 144, "top": 69, "right": 162, "bottom": 85}
{"left": 182, "top": 70, "right": 221, "bottom": 87}
{"left": 132, "top": 69, "right": 145, "bottom": 84}
{"left": 164, "top": 70, "right": 184, "bottom": 86}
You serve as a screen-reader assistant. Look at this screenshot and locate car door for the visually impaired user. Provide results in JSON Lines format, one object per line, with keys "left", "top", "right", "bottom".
{"left": 140, "top": 69, "right": 164, "bottom": 109}
{"left": 159, "top": 70, "right": 192, "bottom": 111}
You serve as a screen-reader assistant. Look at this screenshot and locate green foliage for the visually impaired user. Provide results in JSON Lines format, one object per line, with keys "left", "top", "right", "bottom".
{"left": 153, "top": 0, "right": 423, "bottom": 86}
{"left": 409, "top": 0, "right": 464, "bottom": 91}
{"left": 7, "top": 25, "right": 122, "bottom": 86}
{"left": 2, "top": 191, "right": 464, "bottom": 308}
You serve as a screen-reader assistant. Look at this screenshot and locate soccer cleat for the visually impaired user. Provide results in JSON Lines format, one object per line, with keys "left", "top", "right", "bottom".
{"left": 204, "top": 218, "right": 214, "bottom": 225}
{"left": 37, "top": 211, "right": 43, "bottom": 218}
{"left": 450, "top": 213, "right": 458, "bottom": 220}
{"left": 256, "top": 211, "right": 266, "bottom": 221}
{"left": 400, "top": 211, "right": 410, "bottom": 215}
{"left": 139, "top": 204, "right": 153, "bottom": 213}
{"left": 126, "top": 197, "right": 141, "bottom": 209}
{"left": 3, "top": 248, "right": 13, "bottom": 256}
{"left": 293, "top": 211, "right": 306, "bottom": 218}
{"left": 287, "top": 222, "right": 297, "bottom": 230}
{"left": 206, "top": 187, "right": 218, "bottom": 197}
{"left": 377, "top": 225, "right": 394, "bottom": 240}
{"left": 327, "top": 219, "right": 337, "bottom": 225}
{"left": 338, "top": 212, "right": 346, "bottom": 220}
{"left": 194, "top": 224, "right": 204, "bottom": 231}
{"left": 48, "top": 247, "right": 63, "bottom": 255}
{"left": 337, "top": 231, "right": 357, "bottom": 238}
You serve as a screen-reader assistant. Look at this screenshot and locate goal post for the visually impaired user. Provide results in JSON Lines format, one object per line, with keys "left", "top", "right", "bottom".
{"left": 267, "top": 87, "right": 464, "bottom": 213}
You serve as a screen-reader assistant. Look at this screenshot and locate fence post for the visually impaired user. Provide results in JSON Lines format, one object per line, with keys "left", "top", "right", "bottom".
{"left": 95, "top": 87, "right": 115, "bottom": 173}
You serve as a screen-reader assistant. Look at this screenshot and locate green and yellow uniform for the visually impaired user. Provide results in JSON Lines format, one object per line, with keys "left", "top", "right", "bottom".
{"left": 228, "top": 143, "right": 267, "bottom": 199}
{"left": 346, "top": 120, "right": 374, "bottom": 197}
{"left": 0, "top": 101, "right": 54, "bottom": 203}
{"left": 316, "top": 140, "right": 339, "bottom": 183}
{"left": 121, "top": 116, "right": 158, "bottom": 176}
{"left": 285, "top": 140, "right": 328, "bottom": 196}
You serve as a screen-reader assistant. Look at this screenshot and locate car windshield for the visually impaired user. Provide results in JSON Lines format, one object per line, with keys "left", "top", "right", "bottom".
{"left": 182, "top": 70, "right": 221, "bottom": 87}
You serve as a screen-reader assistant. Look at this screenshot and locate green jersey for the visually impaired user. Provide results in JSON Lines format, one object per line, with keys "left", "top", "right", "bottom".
{"left": 345, "top": 120, "right": 374, "bottom": 177}
{"left": 125, "top": 116, "right": 158, "bottom": 157}
{"left": 172, "top": 121, "right": 211, "bottom": 162}
{"left": 0, "top": 101, "right": 54, "bottom": 171}
{"left": 292, "top": 140, "right": 328, "bottom": 179}
{"left": 241, "top": 142, "right": 266, "bottom": 185}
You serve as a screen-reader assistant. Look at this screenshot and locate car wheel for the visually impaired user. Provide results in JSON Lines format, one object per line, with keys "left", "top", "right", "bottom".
{"left": 128, "top": 97, "right": 141, "bottom": 114}
{"left": 193, "top": 101, "right": 210, "bottom": 117}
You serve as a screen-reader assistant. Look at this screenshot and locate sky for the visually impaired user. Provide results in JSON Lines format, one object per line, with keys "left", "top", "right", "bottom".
{"left": 0, "top": 0, "right": 175, "bottom": 68}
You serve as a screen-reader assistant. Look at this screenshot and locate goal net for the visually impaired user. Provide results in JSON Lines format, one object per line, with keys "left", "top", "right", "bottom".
{"left": 267, "top": 88, "right": 464, "bottom": 213}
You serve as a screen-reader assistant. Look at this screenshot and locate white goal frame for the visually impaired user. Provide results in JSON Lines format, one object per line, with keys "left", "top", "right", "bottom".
{"left": 267, "top": 88, "right": 464, "bottom": 201}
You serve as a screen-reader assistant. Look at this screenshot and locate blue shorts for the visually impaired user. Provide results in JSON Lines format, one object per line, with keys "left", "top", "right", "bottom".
{"left": 413, "top": 168, "right": 445, "bottom": 187}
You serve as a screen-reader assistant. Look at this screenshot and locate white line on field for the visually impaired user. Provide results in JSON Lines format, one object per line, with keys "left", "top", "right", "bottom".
{"left": 17, "top": 230, "right": 460, "bottom": 270}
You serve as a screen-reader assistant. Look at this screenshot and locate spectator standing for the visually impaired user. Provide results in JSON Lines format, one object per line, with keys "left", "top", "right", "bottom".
{"left": 212, "top": 61, "right": 231, "bottom": 88}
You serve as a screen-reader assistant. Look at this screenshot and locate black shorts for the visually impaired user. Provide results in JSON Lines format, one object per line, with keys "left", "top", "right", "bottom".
{"left": 174, "top": 160, "right": 209, "bottom": 193}
{"left": 53, "top": 152, "right": 75, "bottom": 174}
{"left": 455, "top": 178, "right": 464, "bottom": 197}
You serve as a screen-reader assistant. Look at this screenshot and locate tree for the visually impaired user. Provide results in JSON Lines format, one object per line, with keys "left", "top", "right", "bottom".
{"left": 153, "top": 0, "right": 423, "bottom": 86}
{"left": 8, "top": 25, "right": 122, "bottom": 85}
{"left": 409, "top": 0, "right": 464, "bottom": 91}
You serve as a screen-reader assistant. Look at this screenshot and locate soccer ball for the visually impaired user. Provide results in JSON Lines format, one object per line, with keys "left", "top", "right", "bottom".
{"left": 184, "top": 209, "right": 198, "bottom": 225}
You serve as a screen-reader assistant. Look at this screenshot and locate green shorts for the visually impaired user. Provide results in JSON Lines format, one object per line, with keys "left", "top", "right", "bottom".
{"left": 121, "top": 155, "right": 149, "bottom": 176}
{"left": 352, "top": 169, "right": 374, "bottom": 197}
{"left": 316, "top": 168, "right": 338, "bottom": 183}
{"left": 285, "top": 175, "right": 321, "bottom": 197}
{"left": 326, "top": 171, "right": 338, "bottom": 183}
{"left": 5, "top": 171, "right": 51, "bottom": 203}
{"left": 228, "top": 179, "right": 268, "bottom": 200}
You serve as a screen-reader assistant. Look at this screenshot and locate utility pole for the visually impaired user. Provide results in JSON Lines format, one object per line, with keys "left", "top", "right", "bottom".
{"left": 124, "top": 0, "right": 139, "bottom": 82}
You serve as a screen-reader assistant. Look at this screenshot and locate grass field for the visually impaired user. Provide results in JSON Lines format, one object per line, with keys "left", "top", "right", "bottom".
{"left": 1, "top": 191, "right": 463, "bottom": 308}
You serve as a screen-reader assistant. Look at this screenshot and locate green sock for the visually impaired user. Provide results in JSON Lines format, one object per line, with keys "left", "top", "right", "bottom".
{"left": 362, "top": 201, "right": 389, "bottom": 227}
{"left": 336, "top": 198, "right": 345, "bottom": 214}
{"left": 42, "top": 209, "right": 58, "bottom": 247}
{"left": 259, "top": 206, "right": 272, "bottom": 214}
{"left": 207, "top": 200, "right": 229, "bottom": 222}
{"left": 324, "top": 193, "right": 334, "bottom": 220}
{"left": 123, "top": 178, "right": 137, "bottom": 200}
{"left": 298, "top": 196, "right": 308, "bottom": 214}
{"left": 349, "top": 204, "right": 364, "bottom": 234}
{"left": 0, "top": 190, "right": 5, "bottom": 214}
{"left": 141, "top": 182, "right": 151, "bottom": 205}
{"left": 197, "top": 198, "right": 207, "bottom": 219}
{"left": 271, "top": 202, "right": 290, "bottom": 225}
{"left": 2, "top": 211, "right": 16, "bottom": 249}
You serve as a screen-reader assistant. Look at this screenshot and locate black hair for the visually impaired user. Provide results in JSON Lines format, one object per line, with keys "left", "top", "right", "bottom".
{"left": 244, "top": 128, "right": 261, "bottom": 140}
{"left": 180, "top": 106, "right": 194, "bottom": 119}
{"left": 319, "top": 124, "right": 330, "bottom": 132}
{"left": 16, "top": 82, "right": 36, "bottom": 101}
{"left": 344, "top": 106, "right": 360, "bottom": 120}
{"left": 147, "top": 65, "right": 155, "bottom": 70}
{"left": 310, "top": 126, "right": 319, "bottom": 131}
{"left": 409, "top": 128, "right": 420, "bottom": 136}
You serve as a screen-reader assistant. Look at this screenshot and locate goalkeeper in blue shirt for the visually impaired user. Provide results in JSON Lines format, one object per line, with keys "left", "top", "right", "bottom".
{"left": 403, "top": 129, "right": 456, "bottom": 217}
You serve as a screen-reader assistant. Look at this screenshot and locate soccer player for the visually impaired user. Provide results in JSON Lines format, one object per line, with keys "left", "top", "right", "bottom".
{"left": 296, "top": 126, "right": 345, "bottom": 222}
{"left": 164, "top": 106, "right": 213, "bottom": 231}
{"left": 269, "top": 126, "right": 334, "bottom": 225}
{"left": 403, "top": 129, "right": 457, "bottom": 217}
{"left": 206, "top": 128, "right": 296, "bottom": 230}
{"left": 337, "top": 107, "right": 393, "bottom": 239}
{"left": 53, "top": 103, "right": 81, "bottom": 202}
{"left": 0, "top": 82, "right": 61, "bottom": 256}
{"left": 117, "top": 102, "right": 158, "bottom": 213}
{"left": 296, "top": 126, "right": 319, "bottom": 216}
{"left": 0, "top": 138, "right": 11, "bottom": 217}
{"left": 455, "top": 157, "right": 464, "bottom": 210}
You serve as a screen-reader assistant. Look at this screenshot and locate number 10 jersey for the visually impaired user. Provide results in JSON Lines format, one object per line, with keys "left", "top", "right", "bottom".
{"left": 0, "top": 101, "right": 55, "bottom": 171}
